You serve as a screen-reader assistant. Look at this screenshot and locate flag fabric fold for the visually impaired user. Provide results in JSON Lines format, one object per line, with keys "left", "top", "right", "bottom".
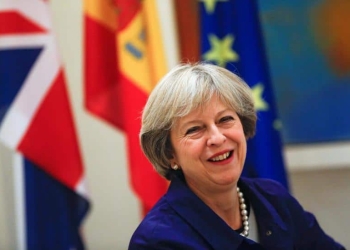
{"left": 174, "top": 0, "right": 200, "bottom": 63}
{"left": 84, "top": 0, "right": 168, "bottom": 215}
{"left": 199, "top": 0, "right": 289, "bottom": 189}
{"left": 0, "top": 1, "right": 89, "bottom": 249}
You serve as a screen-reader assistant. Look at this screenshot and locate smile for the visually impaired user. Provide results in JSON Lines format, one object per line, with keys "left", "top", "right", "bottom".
{"left": 209, "top": 151, "right": 233, "bottom": 162}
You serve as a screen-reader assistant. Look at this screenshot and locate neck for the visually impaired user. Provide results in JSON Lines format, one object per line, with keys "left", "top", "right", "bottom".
{"left": 189, "top": 184, "right": 242, "bottom": 230}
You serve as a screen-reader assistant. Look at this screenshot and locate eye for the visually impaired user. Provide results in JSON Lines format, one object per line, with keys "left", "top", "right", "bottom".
{"left": 219, "top": 116, "right": 234, "bottom": 123}
{"left": 185, "top": 126, "right": 201, "bottom": 135}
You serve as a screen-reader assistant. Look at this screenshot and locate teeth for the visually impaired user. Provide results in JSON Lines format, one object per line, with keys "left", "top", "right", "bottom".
{"left": 211, "top": 152, "right": 230, "bottom": 162}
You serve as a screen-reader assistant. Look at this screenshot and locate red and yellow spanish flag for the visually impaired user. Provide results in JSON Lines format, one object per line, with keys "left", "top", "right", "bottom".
{"left": 84, "top": 0, "right": 168, "bottom": 215}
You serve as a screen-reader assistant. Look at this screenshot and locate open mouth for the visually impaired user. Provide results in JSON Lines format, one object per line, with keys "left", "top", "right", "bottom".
{"left": 209, "top": 151, "right": 233, "bottom": 162}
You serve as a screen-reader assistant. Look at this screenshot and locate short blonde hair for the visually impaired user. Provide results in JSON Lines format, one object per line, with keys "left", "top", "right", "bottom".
{"left": 140, "top": 63, "right": 256, "bottom": 180}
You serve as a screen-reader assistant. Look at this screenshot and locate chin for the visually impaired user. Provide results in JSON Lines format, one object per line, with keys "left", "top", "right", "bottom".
{"left": 220, "top": 169, "right": 242, "bottom": 184}
{"left": 214, "top": 174, "right": 239, "bottom": 186}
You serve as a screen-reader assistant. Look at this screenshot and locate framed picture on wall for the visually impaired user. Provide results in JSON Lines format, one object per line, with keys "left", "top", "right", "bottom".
{"left": 258, "top": 0, "right": 350, "bottom": 144}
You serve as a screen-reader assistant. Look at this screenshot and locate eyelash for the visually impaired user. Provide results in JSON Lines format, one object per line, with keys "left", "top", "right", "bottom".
{"left": 186, "top": 126, "right": 201, "bottom": 135}
{"left": 185, "top": 116, "right": 234, "bottom": 135}
{"left": 220, "top": 116, "right": 234, "bottom": 123}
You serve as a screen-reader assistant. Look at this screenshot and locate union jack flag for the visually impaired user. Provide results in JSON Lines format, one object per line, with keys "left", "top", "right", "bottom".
{"left": 0, "top": 1, "right": 89, "bottom": 249}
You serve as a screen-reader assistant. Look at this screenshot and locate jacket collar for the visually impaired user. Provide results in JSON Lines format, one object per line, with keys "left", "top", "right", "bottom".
{"left": 238, "top": 177, "right": 288, "bottom": 231}
{"left": 165, "top": 174, "right": 244, "bottom": 249}
{"left": 238, "top": 178, "right": 292, "bottom": 248}
{"left": 165, "top": 174, "right": 290, "bottom": 249}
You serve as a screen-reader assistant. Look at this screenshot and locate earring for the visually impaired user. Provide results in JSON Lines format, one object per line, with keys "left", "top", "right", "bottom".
{"left": 172, "top": 164, "right": 179, "bottom": 170}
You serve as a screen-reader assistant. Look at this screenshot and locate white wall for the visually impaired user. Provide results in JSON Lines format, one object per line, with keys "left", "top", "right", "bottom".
{"left": 0, "top": 1, "right": 349, "bottom": 249}
{"left": 290, "top": 168, "right": 350, "bottom": 248}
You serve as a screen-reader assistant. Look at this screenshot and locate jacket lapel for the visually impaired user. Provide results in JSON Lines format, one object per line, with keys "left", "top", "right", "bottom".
{"left": 166, "top": 175, "right": 244, "bottom": 249}
{"left": 239, "top": 178, "right": 294, "bottom": 249}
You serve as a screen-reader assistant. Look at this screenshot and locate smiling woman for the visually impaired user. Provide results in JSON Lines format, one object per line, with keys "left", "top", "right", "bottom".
{"left": 169, "top": 94, "right": 247, "bottom": 199}
{"left": 140, "top": 63, "right": 256, "bottom": 180}
{"left": 128, "top": 62, "right": 345, "bottom": 250}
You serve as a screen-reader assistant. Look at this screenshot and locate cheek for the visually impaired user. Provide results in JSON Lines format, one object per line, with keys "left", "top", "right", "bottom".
{"left": 239, "top": 139, "right": 247, "bottom": 161}
{"left": 172, "top": 138, "right": 191, "bottom": 160}
{"left": 231, "top": 129, "right": 246, "bottom": 142}
{"left": 232, "top": 130, "right": 247, "bottom": 154}
{"left": 177, "top": 140, "right": 204, "bottom": 163}
{"left": 239, "top": 134, "right": 247, "bottom": 149}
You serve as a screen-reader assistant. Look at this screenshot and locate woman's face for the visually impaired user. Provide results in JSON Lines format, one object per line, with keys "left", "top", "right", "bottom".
{"left": 170, "top": 94, "right": 247, "bottom": 194}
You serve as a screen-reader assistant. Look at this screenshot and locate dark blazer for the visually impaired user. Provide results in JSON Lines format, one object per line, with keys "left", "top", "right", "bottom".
{"left": 129, "top": 174, "right": 345, "bottom": 250}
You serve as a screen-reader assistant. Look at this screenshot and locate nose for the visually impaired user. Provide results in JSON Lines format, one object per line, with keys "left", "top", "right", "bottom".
{"left": 207, "top": 125, "right": 226, "bottom": 146}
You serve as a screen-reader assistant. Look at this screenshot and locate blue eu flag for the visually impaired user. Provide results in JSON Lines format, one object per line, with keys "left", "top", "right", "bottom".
{"left": 200, "top": 0, "right": 289, "bottom": 189}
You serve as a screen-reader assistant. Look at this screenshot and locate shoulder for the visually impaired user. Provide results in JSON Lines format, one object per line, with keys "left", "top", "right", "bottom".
{"left": 240, "top": 177, "right": 298, "bottom": 216}
{"left": 128, "top": 197, "right": 200, "bottom": 249}
{"left": 240, "top": 177, "right": 290, "bottom": 198}
{"left": 130, "top": 197, "right": 176, "bottom": 241}
{"left": 241, "top": 178, "right": 345, "bottom": 249}
{"left": 241, "top": 177, "right": 315, "bottom": 223}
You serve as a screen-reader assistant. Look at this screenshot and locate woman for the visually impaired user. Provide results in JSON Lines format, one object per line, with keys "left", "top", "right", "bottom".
{"left": 128, "top": 63, "right": 344, "bottom": 249}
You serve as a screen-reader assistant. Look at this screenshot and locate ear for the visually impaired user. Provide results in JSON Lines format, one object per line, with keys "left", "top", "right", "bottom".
{"left": 168, "top": 146, "right": 177, "bottom": 163}
{"left": 169, "top": 157, "right": 176, "bottom": 166}
{"left": 169, "top": 154, "right": 180, "bottom": 168}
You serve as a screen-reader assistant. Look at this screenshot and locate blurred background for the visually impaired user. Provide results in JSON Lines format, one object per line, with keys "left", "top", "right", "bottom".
{"left": 0, "top": 0, "right": 350, "bottom": 249}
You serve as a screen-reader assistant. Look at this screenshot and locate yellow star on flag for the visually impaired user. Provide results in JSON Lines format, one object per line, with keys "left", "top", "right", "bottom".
{"left": 273, "top": 119, "right": 283, "bottom": 131}
{"left": 252, "top": 83, "right": 269, "bottom": 111}
{"left": 199, "top": 0, "right": 229, "bottom": 14}
{"left": 202, "top": 34, "right": 239, "bottom": 67}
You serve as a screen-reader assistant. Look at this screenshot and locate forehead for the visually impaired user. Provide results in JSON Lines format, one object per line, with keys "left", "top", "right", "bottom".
{"left": 176, "top": 95, "right": 231, "bottom": 123}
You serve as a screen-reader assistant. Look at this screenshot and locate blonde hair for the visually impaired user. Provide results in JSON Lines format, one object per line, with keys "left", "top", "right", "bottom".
{"left": 140, "top": 63, "right": 256, "bottom": 179}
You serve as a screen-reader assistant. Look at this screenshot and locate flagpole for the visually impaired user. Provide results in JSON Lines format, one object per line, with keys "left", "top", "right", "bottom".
{"left": 156, "top": 0, "right": 179, "bottom": 68}
{"left": 13, "top": 152, "right": 26, "bottom": 250}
